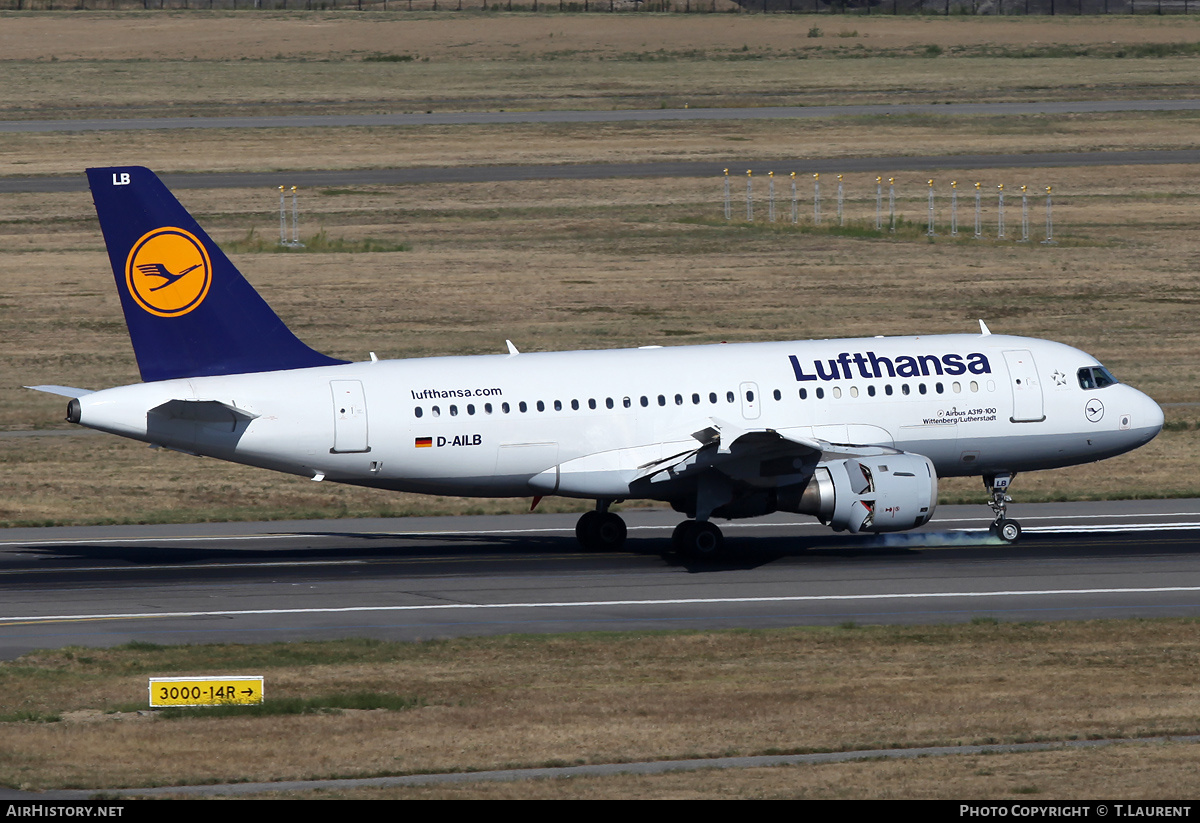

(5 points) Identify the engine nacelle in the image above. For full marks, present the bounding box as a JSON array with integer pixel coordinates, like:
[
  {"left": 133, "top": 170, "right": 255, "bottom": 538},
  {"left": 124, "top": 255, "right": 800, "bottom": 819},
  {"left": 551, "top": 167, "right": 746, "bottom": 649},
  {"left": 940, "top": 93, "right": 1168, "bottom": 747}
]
[{"left": 789, "top": 453, "right": 938, "bottom": 534}]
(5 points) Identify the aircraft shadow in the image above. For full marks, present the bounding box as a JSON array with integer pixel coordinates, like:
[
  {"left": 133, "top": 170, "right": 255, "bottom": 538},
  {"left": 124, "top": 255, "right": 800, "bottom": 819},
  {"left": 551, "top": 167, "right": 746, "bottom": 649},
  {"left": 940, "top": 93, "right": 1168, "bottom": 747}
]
[{"left": 8, "top": 528, "right": 1200, "bottom": 579}]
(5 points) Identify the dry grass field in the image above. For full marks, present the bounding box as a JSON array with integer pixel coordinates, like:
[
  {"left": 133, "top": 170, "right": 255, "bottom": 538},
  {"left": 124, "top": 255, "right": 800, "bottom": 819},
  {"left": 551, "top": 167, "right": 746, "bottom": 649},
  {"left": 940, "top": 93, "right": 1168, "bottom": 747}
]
[
  {"left": 2, "top": 621, "right": 1200, "bottom": 797},
  {"left": 3, "top": 12, "right": 1200, "bottom": 126}
]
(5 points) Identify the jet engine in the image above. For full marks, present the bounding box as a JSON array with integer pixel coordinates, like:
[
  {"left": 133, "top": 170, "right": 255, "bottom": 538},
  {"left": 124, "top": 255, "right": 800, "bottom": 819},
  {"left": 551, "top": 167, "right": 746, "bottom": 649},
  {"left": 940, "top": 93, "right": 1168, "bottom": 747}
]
[
  {"left": 704, "top": 452, "right": 938, "bottom": 533},
  {"left": 795, "top": 453, "right": 938, "bottom": 533}
]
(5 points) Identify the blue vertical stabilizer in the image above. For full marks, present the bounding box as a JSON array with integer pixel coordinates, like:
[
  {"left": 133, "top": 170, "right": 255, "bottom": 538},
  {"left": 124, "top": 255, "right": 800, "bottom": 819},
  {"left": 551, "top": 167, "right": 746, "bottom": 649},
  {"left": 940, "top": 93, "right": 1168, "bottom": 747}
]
[{"left": 86, "top": 166, "right": 347, "bottom": 382}]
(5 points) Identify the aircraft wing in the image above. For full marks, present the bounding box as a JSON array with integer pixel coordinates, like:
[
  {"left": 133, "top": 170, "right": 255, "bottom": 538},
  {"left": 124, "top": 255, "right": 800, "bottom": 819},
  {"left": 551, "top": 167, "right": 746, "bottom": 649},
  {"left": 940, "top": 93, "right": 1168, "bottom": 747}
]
[{"left": 635, "top": 418, "right": 900, "bottom": 490}]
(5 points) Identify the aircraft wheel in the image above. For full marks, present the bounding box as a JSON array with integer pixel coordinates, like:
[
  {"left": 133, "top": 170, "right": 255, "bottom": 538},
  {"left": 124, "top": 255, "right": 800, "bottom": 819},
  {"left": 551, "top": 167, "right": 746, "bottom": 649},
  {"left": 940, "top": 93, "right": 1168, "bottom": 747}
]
[
  {"left": 594, "top": 512, "right": 627, "bottom": 550},
  {"left": 995, "top": 519, "right": 1022, "bottom": 544},
  {"left": 674, "top": 520, "right": 725, "bottom": 559},
  {"left": 576, "top": 511, "right": 602, "bottom": 550},
  {"left": 576, "top": 510, "right": 627, "bottom": 551},
  {"left": 671, "top": 521, "right": 691, "bottom": 553}
]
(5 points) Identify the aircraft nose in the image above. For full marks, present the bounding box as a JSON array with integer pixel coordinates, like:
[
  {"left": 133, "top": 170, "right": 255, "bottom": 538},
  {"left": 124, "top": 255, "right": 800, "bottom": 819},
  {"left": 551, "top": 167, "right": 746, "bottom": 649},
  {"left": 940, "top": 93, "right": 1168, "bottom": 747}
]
[
  {"left": 1129, "top": 388, "right": 1164, "bottom": 444},
  {"left": 1146, "top": 391, "right": 1165, "bottom": 434}
]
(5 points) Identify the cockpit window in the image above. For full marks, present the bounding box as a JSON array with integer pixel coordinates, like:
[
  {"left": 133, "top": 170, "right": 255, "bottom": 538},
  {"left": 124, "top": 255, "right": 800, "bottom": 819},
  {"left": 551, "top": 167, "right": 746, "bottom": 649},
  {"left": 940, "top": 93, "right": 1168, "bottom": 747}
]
[{"left": 1078, "top": 366, "right": 1119, "bottom": 390}]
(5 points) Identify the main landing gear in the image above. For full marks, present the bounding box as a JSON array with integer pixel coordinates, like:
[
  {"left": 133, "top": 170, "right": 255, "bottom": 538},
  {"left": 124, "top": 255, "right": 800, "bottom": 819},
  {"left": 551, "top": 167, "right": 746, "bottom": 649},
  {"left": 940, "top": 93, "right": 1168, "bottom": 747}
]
[
  {"left": 575, "top": 501, "right": 628, "bottom": 551},
  {"left": 985, "top": 473, "right": 1022, "bottom": 543},
  {"left": 671, "top": 519, "right": 725, "bottom": 559},
  {"left": 573, "top": 502, "right": 729, "bottom": 558}
]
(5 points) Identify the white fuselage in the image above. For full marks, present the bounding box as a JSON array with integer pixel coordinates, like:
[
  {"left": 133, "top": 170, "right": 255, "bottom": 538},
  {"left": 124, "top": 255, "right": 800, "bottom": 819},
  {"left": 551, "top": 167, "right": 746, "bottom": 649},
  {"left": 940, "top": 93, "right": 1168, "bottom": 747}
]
[{"left": 72, "top": 333, "right": 1163, "bottom": 507}]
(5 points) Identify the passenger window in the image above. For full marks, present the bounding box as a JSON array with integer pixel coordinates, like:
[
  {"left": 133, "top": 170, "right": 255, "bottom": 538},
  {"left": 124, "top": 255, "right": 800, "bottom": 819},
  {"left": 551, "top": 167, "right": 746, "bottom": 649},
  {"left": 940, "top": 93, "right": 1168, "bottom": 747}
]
[
  {"left": 467, "top": 404, "right": 475, "bottom": 415},
  {"left": 867, "top": 386, "right": 876, "bottom": 397},
  {"left": 450, "top": 405, "right": 458, "bottom": 416},
  {"left": 502, "top": 402, "right": 511, "bottom": 413},
  {"left": 484, "top": 403, "right": 493, "bottom": 414},
  {"left": 832, "top": 387, "right": 842, "bottom": 399},
  {"left": 726, "top": 391, "right": 735, "bottom": 403},
  {"left": 816, "top": 388, "right": 825, "bottom": 399},
  {"left": 901, "top": 384, "right": 910, "bottom": 396},
  {"left": 537, "top": 401, "right": 546, "bottom": 412},
  {"left": 674, "top": 394, "right": 683, "bottom": 406},
  {"left": 624, "top": 397, "right": 632, "bottom": 408},
  {"left": 657, "top": 395, "right": 666, "bottom": 406},
  {"left": 849, "top": 387, "right": 859, "bottom": 398},
  {"left": 799, "top": 388, "right": 808, "bottom": 400},
  {"left": 709, "top": 392, "right": 718, "bottom": 404},
  {"left": 640, "top": 396, "right": 649, "bottom": 407},
  {"left": 692, "top": 393, "right": 701, "bottom": 405},
  {"left": 415, "top": 407, "right": 423, "bottom": 418},
  {"left": 588, "top": 399, "right": 596, "bottom": 410},
  {"left": 519, "top": 401, "right": 527, "bottom": 413},
  {"left": 554, "top": 400, "right": 562, "bottom": 411}
]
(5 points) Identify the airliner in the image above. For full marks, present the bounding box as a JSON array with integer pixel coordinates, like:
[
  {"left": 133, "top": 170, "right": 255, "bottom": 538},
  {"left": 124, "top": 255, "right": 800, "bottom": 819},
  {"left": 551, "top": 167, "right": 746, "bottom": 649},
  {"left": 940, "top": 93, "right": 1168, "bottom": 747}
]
[{"left": 30, "top": 167, "right": 1164, "bottom": 557}]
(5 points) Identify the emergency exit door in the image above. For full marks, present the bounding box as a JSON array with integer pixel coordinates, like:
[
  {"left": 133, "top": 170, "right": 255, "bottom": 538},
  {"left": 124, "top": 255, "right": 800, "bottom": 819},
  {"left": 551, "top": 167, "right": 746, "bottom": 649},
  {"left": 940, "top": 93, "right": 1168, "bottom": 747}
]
[
  {"left": 330, "top": 380, "right": 370, "bottom": 453},
  {"left": 1003, "top": 350, "right": 1045, "bottom": 423}
]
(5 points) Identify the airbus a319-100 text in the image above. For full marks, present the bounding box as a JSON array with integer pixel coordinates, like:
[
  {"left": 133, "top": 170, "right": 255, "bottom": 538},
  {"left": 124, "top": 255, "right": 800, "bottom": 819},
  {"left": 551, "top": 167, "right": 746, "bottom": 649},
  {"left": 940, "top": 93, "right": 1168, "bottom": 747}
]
[{"left": 30, "top": 167, "right": 1164, "bottom": 557}]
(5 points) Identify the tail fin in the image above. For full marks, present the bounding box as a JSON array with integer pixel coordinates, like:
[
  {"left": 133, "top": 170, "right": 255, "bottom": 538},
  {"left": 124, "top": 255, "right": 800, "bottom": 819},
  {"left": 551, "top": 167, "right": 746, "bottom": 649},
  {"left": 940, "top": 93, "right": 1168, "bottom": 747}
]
[{"left": 86, "top": 166, "right": 347, "bottom": 383}]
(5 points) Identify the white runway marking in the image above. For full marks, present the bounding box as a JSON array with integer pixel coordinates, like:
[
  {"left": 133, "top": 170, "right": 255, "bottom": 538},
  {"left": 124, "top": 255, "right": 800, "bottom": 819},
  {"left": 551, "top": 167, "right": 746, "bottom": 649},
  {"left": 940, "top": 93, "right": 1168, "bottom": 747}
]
[{"left": 5, "top": 586, "right": 1200, "bottom": 626}]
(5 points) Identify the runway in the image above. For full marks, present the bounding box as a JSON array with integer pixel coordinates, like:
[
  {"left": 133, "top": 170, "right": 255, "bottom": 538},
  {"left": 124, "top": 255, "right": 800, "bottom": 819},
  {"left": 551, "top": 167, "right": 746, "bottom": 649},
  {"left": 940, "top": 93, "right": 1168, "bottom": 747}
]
[{"left": 2, "top": 500, "right": 1199, "bottom": 659}]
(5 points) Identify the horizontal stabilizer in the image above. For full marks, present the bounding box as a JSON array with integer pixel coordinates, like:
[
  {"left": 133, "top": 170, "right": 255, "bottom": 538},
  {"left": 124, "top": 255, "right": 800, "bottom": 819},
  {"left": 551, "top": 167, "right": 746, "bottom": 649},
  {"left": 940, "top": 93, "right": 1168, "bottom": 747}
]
[
  {"left": 25, "top": 385, "right": 94, "bottom": 398},
  {"left": 149, "top": 399, "right": 260, "bottom": 424}
]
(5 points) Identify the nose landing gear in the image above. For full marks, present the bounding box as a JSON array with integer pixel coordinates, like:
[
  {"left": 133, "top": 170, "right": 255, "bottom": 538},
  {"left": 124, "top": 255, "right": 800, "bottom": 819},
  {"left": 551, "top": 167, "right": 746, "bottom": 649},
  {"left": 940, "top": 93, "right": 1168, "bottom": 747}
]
[{"left": 985, "top": 473, "right": 1022, "bottom": 543}]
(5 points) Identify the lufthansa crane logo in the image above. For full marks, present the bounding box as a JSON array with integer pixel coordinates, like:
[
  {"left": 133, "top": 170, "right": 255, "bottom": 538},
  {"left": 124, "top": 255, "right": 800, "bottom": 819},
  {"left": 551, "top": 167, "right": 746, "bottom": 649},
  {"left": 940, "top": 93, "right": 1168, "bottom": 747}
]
[{"left": 124, "top": 227, "right": 212, "bottom": 318}]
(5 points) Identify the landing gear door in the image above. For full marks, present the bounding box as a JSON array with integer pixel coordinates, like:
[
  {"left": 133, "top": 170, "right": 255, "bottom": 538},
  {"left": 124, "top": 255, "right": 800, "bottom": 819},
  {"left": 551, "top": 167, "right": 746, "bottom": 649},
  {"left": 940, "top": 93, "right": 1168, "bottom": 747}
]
[
  {"left": 1003, "top": 350, "right": 1045, "bottom": 423},
  {"left": 330, "top": 380, "right": 370, "bottom": 453}
]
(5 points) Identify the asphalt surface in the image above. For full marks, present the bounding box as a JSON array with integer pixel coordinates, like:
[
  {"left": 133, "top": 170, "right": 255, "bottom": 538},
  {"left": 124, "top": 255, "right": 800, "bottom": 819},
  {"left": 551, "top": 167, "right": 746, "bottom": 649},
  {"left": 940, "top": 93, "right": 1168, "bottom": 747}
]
[
  {"left": 6, "top": 150, "right": 1200, "bottom": 194},
  {"left": 3, "top": 500, "right": 1199, "bottom": 660}
]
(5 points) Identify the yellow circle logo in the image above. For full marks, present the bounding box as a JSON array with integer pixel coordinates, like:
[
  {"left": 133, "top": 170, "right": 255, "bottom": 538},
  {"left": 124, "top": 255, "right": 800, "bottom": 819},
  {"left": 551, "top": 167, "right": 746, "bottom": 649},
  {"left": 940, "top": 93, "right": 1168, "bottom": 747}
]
[{"left": 125, "top": 227, "right": 212, "bottom": 317}]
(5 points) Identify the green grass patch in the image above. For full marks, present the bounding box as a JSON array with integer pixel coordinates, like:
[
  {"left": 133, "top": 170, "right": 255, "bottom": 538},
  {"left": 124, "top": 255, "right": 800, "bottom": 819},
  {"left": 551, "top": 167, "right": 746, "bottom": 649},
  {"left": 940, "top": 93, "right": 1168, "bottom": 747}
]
[
  {"left": 223, "top": 229, "right": 411, "bottom": 254},
  {"left": 157, "top": 692, "right": 425, "bottom": 719},
  {"left": 362, "top": 53, "right": 417, "bottom": 63}
]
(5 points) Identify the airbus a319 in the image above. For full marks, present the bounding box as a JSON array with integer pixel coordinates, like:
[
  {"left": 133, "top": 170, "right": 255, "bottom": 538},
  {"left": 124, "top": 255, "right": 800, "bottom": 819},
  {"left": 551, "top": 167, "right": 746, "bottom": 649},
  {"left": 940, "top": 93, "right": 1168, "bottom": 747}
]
[{"left": 30, "top": 167, "right": 1164, "bottom": 557}]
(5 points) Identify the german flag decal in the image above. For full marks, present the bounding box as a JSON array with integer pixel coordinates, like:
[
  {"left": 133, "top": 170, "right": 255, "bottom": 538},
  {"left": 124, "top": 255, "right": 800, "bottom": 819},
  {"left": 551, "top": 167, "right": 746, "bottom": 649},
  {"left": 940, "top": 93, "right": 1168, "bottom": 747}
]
[{"left": 415, "top": 437, "right": 433, "bottom": 448}]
